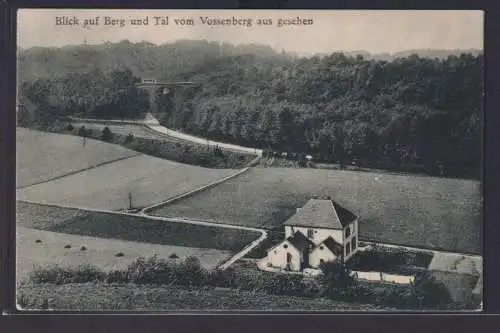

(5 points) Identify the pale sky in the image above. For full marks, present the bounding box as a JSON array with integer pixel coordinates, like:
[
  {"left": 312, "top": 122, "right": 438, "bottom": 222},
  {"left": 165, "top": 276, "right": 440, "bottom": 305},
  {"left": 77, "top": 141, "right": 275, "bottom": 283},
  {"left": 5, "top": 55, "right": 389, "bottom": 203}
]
[{"left": 17, "top": 9, "right": 483, "bottom": 54}]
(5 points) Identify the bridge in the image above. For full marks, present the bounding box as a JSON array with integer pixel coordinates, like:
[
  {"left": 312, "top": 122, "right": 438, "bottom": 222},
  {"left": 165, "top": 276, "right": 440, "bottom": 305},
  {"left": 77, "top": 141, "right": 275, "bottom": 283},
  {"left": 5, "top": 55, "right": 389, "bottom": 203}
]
[{"left": 135, "top": 79, "right": 201, "bottom": 118}]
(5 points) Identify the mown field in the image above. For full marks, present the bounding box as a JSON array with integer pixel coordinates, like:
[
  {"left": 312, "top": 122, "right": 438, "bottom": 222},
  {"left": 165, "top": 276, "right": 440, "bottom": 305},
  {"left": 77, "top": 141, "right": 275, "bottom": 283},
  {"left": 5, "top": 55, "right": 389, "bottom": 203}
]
[
  {"left": 17, "top": 202, "right": 260, "bottom": 253},
  {"left": 17, "top": 127, "right": 139, "bottom": 188},
  {"left": 17, "top": 227, "right": 230, "bottom": 280},
  {"left": 150, "top": 167, "right": 482, "bottom": 254},
  {"left": 17, "top": 154, "right": 237, "bottom": 211},
  {"left": 17, "top": 283, "right": 391, "bottom": 311}
]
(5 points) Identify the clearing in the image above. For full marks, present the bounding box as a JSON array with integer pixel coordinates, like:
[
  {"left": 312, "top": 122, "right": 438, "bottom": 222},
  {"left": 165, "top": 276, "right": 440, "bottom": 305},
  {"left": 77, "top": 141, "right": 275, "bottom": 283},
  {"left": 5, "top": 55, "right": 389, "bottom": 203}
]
[
  {"left": 17, "top": 127, "right": 139, "bottom": 188},
  {"left": 16, "top": 227, "right": 230, "bottom": 280},
  {"left": 17, "top": 154, "right": 237, "bottom": 211},
  {"left": 150, "top": 167, "right": 482, "bottom": 254},
  {"left": 17, "top": 201, "right": 261, "bottom": 254}
]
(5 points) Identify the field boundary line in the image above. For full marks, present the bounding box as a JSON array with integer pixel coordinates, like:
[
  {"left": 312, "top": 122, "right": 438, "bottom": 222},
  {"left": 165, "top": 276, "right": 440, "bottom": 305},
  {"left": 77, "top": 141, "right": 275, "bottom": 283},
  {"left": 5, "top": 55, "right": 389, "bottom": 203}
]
[
  {"left": 140, "top": 167, "right": 251, "bottom": 215},
  {"left": 16, "top": 153, "right": 142, "bottom": 190},
  {"left": 17, "top": 200, "right": 267, "bottom": 271}
]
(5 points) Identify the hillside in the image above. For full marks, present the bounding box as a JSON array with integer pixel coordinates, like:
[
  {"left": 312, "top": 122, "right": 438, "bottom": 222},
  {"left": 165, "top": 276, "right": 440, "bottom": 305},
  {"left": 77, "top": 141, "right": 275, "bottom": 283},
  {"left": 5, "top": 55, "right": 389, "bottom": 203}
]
[
  {"left": 17, "top": 40, "right": 290, "bottom": 83},
  {"left": 18, "top": 41, "right": 483, "bottom": 180}
]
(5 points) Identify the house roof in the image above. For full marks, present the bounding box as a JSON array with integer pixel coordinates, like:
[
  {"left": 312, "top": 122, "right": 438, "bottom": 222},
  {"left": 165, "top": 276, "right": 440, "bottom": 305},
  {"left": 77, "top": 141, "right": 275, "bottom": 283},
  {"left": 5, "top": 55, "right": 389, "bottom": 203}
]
[
  {"left": 267, "top": 231, "right": 314, "bottom": 253},
  {"left": 320, "top": 237, "right": 344, "bottom": 256},
  {"left": 284, "top": 198, "right": 357, "bottom": 229},
  {"left": 287, "top": 231, "right": 315, "bottom": 252}
]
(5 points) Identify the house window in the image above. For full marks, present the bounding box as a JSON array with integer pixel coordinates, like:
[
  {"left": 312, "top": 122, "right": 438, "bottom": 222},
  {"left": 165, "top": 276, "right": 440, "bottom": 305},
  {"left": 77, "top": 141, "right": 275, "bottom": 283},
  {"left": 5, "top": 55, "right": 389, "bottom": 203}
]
[
  {"left": 307, "top": 228, "right": 314, "bottom": 239},
  {"left": 320, "top": 259, "right": 325, "bottom": 264},
  {"left": 352, "top": 236, "right": 357, "bottom": 250},
  {"left": 283, "top": 244, "right": 288, "bottom": 249},
  {"left": 345, "top": 227, "right": 351, "bottom": 238},
  {"left": 287, "top": 253, "right": 292, "bottom": 264},
  {"left": 346, "top": 242, "right": 351, "bottom": 255},
  {"left": 320, "top": 246, "right": 324, "bottom": 250}
]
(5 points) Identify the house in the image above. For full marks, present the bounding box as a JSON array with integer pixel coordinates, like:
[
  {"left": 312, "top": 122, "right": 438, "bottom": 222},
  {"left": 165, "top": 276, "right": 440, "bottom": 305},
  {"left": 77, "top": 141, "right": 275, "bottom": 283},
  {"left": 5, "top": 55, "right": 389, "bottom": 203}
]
[{"left": 265, "top": 197, "right": 359, "bottom": 272}]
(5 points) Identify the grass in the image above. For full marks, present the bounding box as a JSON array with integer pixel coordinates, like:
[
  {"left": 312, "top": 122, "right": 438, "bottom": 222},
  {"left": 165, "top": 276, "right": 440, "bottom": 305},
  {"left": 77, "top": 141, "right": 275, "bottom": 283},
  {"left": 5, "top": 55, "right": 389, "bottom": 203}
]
[
  {"left": 16, "top": 282, "right": 392, "bottom": 311},
  {"left": 17, "top": 202, "right": 260, "bottom": 253},
  {"left": 150, "top": 167, "right": 482, "bottom": 254},
  {"left": 16, "top": 226, "right": 231, "bottom": 280},
  {"left": 16, "top": 127, "right": 139, "bottom": 189},
  {"left": 17, "top": 153, "right": 237, "bottom": 211},
  {"left": 430, "top": 271, "right": 480, "bottom": 304}
]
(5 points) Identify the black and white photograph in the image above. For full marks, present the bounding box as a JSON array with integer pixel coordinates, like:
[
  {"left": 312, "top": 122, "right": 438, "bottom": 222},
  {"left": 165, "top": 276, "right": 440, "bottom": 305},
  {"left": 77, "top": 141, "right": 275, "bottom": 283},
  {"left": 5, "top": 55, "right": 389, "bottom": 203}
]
[{"left": 15, "top": 9, "right": 483, "bottom": 311}]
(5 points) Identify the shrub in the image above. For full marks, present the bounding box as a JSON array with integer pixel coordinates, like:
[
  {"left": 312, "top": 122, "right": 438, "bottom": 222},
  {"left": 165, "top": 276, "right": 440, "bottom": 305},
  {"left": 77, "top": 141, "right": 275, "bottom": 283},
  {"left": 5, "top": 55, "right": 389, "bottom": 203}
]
[
  {"left": 77, "top": 126, "right": 88, "bottom": 137},
  {"left": 28, "top": 264, "right": 106, "bottom": 285},
  {"left": 66, "top": 123, "right": 74, "bottom": 131},
  {"left": 125, "top": 133, "right": 134, "bottom": 143},
  {"left": 64, "top": 244, "right": 71, "bottom": 249},
  {"left": 169, "top": 253, "right": 179, "bottom": 259},
  {"left": 80, "top": 246, "right": 87, "bottom": 251},
  {"left": 115, "top": 252, "right": 124, "bottom": 257},
  {"left": 101, "top": 127, "right": 113, "bottom": 142},
  {"left": 35, "top": 239, "right": 42, "bottom": 243}
]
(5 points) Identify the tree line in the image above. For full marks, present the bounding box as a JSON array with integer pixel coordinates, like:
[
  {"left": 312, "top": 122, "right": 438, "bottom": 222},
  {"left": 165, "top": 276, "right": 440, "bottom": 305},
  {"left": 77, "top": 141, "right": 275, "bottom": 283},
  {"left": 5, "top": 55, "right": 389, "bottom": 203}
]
[{"left": 18, "top": 46, "right": 482, "bottom": 180}]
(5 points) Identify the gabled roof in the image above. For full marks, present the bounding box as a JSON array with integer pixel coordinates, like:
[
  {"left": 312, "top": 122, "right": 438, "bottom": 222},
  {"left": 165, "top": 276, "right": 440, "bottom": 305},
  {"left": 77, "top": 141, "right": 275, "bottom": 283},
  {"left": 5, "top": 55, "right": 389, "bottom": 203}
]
[
  {"left": 267, "top": 231, "right": 314, "bottom": 253},
  {"left": 320, "top": 237, "right": 344, "bottom": 256},
  {"left": 284, "top": 198, "right": 357, "bottom": 229},
  {"left": 287, "top": 231, "right": 315, "bottom": 252}
]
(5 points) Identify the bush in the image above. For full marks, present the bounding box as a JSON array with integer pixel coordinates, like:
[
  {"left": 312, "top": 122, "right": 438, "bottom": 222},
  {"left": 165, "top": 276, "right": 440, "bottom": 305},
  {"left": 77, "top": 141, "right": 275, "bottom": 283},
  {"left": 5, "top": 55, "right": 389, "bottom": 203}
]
[
  {"left": 64, "top": 244, "right": 71, "bottom": 249},
  {"left": 66, "top": 123, "right": 74, "bottom": 131},
  {"left": 35, "top": 239, "right": 42, "bottom": 243},
  {"left": 125, "top": 133, "right": 134, "bottom": 143},
  {"left": 28, "top": 264, "right": 106, "bottom": 285},
  {"left": 169, "top": 253, "right": 179, "bottom": 259},
  {"left": 77, "top": 126, "right": 88, "bottom": 137},
  {"left": 101, "top": 127, "right": 113, "bottom": 142},
  {"left": 115, "top": 252, "right": 124, "bottom": 257},
  {"left": 80, "top": 246, "right": 87, "bottom": 251}
]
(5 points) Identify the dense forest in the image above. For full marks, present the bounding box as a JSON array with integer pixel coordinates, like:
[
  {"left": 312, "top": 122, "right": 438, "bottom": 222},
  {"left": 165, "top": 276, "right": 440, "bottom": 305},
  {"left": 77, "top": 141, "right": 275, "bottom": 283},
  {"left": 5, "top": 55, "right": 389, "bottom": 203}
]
[{"left": 18, "top": 40, "right": 483, "bottom": 180}]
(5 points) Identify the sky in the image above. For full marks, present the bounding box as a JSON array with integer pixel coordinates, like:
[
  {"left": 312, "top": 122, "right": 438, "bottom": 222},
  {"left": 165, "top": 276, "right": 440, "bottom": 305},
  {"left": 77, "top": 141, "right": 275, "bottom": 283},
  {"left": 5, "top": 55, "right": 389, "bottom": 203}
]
[{"left": 17, "top": 9, "right": 483, "bottom": 54}]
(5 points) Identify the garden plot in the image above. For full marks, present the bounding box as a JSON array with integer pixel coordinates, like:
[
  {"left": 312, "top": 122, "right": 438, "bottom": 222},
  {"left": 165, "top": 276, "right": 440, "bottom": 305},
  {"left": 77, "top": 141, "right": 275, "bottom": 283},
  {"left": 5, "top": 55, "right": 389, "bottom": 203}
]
[
  {"left": 16, "top": 227, "right": 230, "bottom": 280},
  {"left": 17, "top": 154, "right": 237, "bottom": 211},
  {"left": 151, "top": 167, "right": 482, "bottom": 254},
  {"left": 17, "top": 127, "right": 139, "bottom": 188}
]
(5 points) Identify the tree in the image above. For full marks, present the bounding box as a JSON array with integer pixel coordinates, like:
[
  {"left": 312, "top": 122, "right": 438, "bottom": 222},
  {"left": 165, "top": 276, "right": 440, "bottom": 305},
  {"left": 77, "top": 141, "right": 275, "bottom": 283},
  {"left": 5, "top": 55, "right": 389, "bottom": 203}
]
[
  {"left": 318, "top": 260, "right": 355, "bottom": 297},
  {"left": 101, "top": 126, "right": 113, "bottom": 142},
  {"left": 409, "top": 272, "right": 453, "bottom": 309}
]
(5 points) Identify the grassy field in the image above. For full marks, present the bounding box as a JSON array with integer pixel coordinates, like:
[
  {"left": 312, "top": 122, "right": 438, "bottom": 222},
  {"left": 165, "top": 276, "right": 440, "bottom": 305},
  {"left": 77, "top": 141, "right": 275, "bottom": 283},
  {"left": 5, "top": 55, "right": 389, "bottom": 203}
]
[
  {"left": 17, "top": 154, "right": 237, "bottom": 211},
  {"left": 17, "top": 283, "right": 391, "bottom": 311},
  {"left": 17, "top": 202, "right": 260, "bottom": 253},
  {"left": 17, "top": 127, "right": 139, "bottom": 188},
  {"left": 17, "top": 227, "right": 230, "bottom": 280},
  {"left": 150, "top": 167, "right": 482, "bottom": 254}
]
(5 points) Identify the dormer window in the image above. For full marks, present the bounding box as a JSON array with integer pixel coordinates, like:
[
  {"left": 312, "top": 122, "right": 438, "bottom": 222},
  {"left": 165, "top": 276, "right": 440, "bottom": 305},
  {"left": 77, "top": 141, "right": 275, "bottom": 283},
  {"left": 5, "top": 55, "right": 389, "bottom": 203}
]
[{"left": 345, "top": 226, "right": 351, "bottom": 238}]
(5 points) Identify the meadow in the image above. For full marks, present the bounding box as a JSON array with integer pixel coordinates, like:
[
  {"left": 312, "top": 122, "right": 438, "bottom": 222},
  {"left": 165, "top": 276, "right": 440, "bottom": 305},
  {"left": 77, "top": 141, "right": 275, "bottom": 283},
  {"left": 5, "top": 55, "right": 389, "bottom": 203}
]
[
  {"left": 17, "top": 226, "right": 230, "bottom": 280},
  {"left": 150, "top": 167, "right": 482, "bottom": 254},
  {"left": 17, "top": 282, "right": 390, "bottom": 311},
  {"left": 17, "top": 154, "right": 237, "bottom": 211},
  {"left": 17, "top": 127, "right": 139, "bottom": 188},
  {"left": 17, "top": 202, "right": 261, "bottom": 253}
]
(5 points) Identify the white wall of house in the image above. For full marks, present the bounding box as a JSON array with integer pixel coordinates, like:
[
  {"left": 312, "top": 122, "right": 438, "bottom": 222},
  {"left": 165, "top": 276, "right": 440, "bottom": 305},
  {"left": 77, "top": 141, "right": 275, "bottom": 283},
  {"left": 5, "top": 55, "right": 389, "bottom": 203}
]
[
  {"left": 309, "top": 245, "right": 338, "bottom": 268},
  {"left": 342, "top": 220, "right": 359, "bottom": 262},
  {"left": 285, "top": 226, "right": 343, "bottom": 245},
  {"left": 266, "top": 240, "right": 302, "bottom": 271}
]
